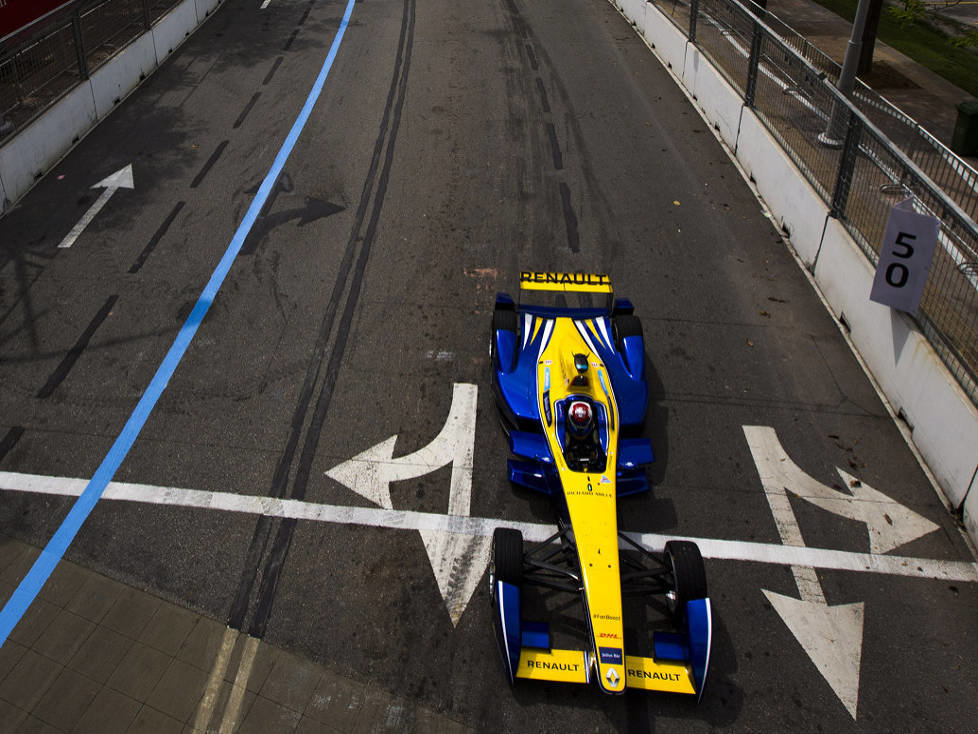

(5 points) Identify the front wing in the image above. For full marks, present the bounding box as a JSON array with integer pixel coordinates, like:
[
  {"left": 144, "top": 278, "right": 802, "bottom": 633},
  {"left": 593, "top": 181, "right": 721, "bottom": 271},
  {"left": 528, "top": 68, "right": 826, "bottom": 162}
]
[{"left": 493, "top": 580, "right": 713, "bottom": 697}]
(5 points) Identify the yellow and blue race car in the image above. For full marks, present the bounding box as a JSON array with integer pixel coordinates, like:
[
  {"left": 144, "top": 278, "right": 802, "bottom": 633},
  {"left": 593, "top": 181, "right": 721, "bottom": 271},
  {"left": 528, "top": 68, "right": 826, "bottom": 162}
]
[{"left": 489, "top": 272, "right": 713, "bottom": 697}]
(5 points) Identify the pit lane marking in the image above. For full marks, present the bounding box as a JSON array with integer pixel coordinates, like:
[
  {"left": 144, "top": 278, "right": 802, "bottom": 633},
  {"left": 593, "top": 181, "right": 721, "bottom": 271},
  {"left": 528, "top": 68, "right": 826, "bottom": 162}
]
[
  {"left": 1, "top": 470, "right": 975, "bottom": 584},
  {"left": 0, "top": 0, "right": 360, "bottom": 647}
]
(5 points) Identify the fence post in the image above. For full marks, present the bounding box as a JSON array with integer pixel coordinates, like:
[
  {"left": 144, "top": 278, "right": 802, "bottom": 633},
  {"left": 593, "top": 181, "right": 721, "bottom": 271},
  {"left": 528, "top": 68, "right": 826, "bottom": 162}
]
[
  {"left": 71, "top": 6, "right": 89, "bottom": 81},
  {"left": 744, "top": 23, "right": 763, "bottom": 107},
  {"left": 689, "top": 0, "right": 699, "bottom": 42},
  {"left": 830, "top": 110, "right": 862, "bottom": 219}
]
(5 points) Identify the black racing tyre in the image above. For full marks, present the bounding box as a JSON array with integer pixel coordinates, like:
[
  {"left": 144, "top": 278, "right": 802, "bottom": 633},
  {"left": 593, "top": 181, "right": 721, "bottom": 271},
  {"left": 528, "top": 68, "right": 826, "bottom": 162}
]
[
  {"left": 491, "top": 308, "right": 519, "bottom": 370},
  {"left": 613, "top": 314, "right": 643, "bottom": 344},
  {"left": 491, "top": 527, "right": 523, "bottom": 589},
  {"left": 664, "top": 540, "right": 708, "bottom": 624},
  {"left": 493, "top": 308, "right": 518, "bottom": 336}
]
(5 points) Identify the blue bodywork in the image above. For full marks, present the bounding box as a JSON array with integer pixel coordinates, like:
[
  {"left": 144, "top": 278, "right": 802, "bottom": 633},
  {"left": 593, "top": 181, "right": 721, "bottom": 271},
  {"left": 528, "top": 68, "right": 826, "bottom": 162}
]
[{"left": 491, "top": 293, "right": 654, "bottom": 495}]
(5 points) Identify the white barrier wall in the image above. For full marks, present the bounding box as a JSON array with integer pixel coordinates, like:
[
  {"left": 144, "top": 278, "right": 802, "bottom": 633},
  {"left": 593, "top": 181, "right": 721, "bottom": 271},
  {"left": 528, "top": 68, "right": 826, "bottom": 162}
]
[
  {"left": 0, "top": 0, "right": 223, "bottom": 213},
  {"left": 90, "top": 34, "right": 157, "bottom": 119},
  {"left": 195, "top": 0, "right": 222, "bottom": 16},
  {"left": 0, "top": 84, "right": 98, "bottom": 210},
  {"left": 734, "top": 113, "right": 828, "bottom": 266},
  {"left": 815, "top": 219, "right": 978, "bottom": 510},
  {"left": 680, "top": 46, "right": 743, "bottom": 145},
  {"left": 637, "top": 4, "right": 687, "bottom": 73},
  {"left": 614, "top": 0, "right": 978, "bottom": 538},
  {"left": 153, "top": 0, "right": 199, "bottom": 63}
]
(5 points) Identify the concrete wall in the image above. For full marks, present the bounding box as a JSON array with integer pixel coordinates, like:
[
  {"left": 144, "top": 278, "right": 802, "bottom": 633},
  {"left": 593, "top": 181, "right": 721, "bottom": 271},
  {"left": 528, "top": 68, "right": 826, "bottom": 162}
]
[
  {"left": 614, "top": 0, "right": 978, "bottom": 540},
  {"left": 0, "top": 0, "right": 224, "bottom": 213}
]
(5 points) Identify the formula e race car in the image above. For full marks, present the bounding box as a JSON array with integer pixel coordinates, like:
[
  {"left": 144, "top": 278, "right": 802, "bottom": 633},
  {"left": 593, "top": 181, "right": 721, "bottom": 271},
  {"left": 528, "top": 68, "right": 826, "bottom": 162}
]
[{"left": 489, "top": 272, "right": 712, "bottom": 697}]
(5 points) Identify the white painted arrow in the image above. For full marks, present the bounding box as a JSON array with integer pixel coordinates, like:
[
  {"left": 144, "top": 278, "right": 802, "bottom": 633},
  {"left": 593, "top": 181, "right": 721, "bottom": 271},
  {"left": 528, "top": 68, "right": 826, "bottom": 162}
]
[
  {"left": 58, "top": 164, "right": 135, "bottom": 249},
  {"left": 745, "top": 425, "right": 870, "bottom": 719},
  {"left": 326, "top": 383, "right": 489, "bottom": 626},
  {"left": 745, "top": 425, "right": 938, "bottom": 554},
  {"left": 762, "top": 589, "right": 864, "bottom": 719}
]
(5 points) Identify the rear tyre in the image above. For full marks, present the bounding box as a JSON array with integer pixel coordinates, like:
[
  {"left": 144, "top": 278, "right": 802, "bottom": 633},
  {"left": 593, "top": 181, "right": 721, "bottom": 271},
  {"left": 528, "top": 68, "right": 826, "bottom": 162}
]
[
  {"left": 490, "top": 308, "right": 518, "bottom": 371},
  {"left": 490, "top": 527, "right": 523, "bottom": 591},
  {"left": 664, "top": 540, "right": 708, "bottom": 624},
  {"left": 613, "top": 314, "right": 642, "bottom": 346}
]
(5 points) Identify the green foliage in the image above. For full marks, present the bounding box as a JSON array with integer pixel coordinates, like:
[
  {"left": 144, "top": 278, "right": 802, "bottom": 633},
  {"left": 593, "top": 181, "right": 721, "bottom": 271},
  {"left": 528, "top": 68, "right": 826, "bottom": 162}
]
[
  {"left": 888, "top": 0, "right": 928, "bottom": 26},
  {"left": 950, "top": 29, "right": 978, "bottom": 49}
]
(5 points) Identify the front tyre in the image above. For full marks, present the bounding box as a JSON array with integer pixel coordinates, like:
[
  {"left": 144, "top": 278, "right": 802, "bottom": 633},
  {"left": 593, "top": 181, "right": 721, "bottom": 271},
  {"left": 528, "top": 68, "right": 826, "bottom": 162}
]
[
  {"left": 664, "top": 540, "right": 708, "bottom": 624},
  {"left": 490, "top": 527, "right": 523, "bottom": 592}
]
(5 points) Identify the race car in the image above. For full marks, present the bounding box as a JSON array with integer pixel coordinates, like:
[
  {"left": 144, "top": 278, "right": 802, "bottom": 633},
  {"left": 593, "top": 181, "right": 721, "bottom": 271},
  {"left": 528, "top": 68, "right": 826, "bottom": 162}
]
[{"left": 489, "top": 271, "right": 713, "bottom": 697}]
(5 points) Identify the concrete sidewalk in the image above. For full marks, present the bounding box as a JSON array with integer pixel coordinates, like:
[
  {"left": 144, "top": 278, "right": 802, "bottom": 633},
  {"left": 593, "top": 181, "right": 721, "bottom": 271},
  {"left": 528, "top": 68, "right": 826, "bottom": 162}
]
[
  {"left": 766, "top": 0, "right": 978, "bottom": 165},
  {"left": 0, "top": 535, "right": 472, "bottom": 733}
]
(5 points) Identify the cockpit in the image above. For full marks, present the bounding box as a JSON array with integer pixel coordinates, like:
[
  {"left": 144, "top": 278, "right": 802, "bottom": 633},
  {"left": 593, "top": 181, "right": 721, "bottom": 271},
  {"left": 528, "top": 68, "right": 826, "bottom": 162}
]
[{"left": 555, "top": 353, "right": 609, "bottom": 472}]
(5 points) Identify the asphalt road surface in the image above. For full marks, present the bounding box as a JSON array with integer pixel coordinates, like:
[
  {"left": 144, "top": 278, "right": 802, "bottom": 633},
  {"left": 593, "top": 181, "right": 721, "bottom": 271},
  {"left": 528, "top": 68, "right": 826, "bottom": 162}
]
[{"left": 1, "top": 0, "right": 976, "bottom": 730}]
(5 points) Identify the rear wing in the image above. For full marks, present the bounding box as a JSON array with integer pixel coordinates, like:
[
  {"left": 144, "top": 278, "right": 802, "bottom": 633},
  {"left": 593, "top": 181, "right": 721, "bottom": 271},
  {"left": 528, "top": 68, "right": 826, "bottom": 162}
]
[
  {"left": 519, "top": 271, "right": 612, "bottom": 294},
  {"left": 516, "top": 272, "right": 615, "bottom": 314}
]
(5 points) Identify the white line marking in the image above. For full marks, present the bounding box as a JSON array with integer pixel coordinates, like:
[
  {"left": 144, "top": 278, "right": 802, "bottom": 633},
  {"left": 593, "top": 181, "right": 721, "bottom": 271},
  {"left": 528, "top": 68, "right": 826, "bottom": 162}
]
[
  {"left": 1, "top": 470, "right": 975, "bottom": 583},
  {"left": 423, "top": 350, "right": 455, "bottom": 361},
  {"left": 259, "top": 0, "right": 273, "bottom": 9}
]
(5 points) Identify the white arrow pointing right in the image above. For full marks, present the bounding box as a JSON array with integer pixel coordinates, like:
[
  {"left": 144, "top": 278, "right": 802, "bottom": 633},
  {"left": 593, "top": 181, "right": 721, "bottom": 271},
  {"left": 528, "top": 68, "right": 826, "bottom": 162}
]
[
  {"left": 744, "top": 426, "right": 937, "bottom": 554},
  {"left": 745, "top": 425, "right": 866, "bottom": 719}
]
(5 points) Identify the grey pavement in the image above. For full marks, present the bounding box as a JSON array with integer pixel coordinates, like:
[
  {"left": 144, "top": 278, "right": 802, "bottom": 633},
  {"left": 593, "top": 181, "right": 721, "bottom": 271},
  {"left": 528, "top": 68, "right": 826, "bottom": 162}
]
[{"left": 0, "top": 535, "right": 472, "bottom": 733}]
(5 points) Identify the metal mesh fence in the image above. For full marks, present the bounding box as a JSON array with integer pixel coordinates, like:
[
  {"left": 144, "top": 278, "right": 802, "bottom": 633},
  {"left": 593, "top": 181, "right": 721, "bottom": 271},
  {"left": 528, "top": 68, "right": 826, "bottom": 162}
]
[
  {"left": 0, "top": 0, "right": 182, "bottom": 136},
  {"left": 79, "top": 0, "right": 147, "bottom": 70},
  {"left": 648, "top": 0, "right": 978, "bottom": 404},
  {"left": 0, "top": 22, "right": 81, "bottom": 128},
  {"left": 740, "top": 0, "right": 978, "bottom": 225}
]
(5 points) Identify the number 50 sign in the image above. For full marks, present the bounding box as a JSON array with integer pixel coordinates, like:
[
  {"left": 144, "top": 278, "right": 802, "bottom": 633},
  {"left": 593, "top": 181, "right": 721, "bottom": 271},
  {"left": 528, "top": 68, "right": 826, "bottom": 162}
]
[{"left": 869, "top": 198, "right": 940, "bottom": 315}]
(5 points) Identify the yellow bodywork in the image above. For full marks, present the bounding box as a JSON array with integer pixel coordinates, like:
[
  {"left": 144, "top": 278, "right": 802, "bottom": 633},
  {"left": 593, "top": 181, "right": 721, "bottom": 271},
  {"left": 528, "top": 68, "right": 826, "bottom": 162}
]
[
  {"left": 624, "top": 655, "right": 696, "bottom": 694},
  {"left": 516, "top": 648, "right": 590, "bottom": 684},
  {"left": 535, "top": 316, "right": 626, "bottom": 693},
  {"left": 519, "top": 271, "right": 613, "bottom": 293}
]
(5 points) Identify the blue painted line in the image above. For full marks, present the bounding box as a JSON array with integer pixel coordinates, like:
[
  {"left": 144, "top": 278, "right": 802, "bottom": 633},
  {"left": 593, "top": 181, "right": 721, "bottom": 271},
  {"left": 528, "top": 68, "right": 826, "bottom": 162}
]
[{"left": 0, "top": 0, "right": 358, "bottom": 647}]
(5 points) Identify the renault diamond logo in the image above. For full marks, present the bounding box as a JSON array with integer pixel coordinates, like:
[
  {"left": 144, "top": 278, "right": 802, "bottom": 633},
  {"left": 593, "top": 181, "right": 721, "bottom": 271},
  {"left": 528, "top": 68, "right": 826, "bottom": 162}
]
[{"left": 606, "top": 668, "right": 619, "bottom": 686}]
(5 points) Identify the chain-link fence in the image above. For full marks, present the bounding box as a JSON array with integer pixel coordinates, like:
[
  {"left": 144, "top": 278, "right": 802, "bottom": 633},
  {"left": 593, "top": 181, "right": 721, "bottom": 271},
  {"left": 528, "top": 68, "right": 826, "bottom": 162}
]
[
  {"left": 651, "top": 0, "right": 978, "bottom": 404},
  {"left": 0, "top": 0, "right": 183, "bottom": 136}
]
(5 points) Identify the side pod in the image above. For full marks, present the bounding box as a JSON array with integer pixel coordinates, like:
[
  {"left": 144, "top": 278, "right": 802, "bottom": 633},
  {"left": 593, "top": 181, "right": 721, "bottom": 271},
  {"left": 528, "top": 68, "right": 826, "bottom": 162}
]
[
  {"left": 686, "top": 598, "right": 713, "bottom": 700},
  {"left": 620, "top": 333, "right": 645, "bottom": 380},
  {"left": 494, "top": 328, "right": 518, "bottom": 374},
  {"left": 508, "top": 460, "right": 556, "bottom": 495}
]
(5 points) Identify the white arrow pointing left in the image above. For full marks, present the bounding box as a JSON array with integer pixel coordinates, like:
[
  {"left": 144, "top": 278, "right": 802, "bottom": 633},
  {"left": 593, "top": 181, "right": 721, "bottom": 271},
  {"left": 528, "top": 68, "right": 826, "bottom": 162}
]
[
  {"left": 326, "top": 383, "right": 488, "bottom": 626},
  {"left": 59, "top": 164, "right": 135, "bottom": 249}
]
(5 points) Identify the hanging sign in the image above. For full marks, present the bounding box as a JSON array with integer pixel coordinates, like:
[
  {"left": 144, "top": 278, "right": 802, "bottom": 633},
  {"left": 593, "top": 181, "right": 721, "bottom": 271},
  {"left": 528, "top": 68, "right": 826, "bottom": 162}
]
[{"left": 869, "top": 198, "right": 939, "bottom": 315}]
